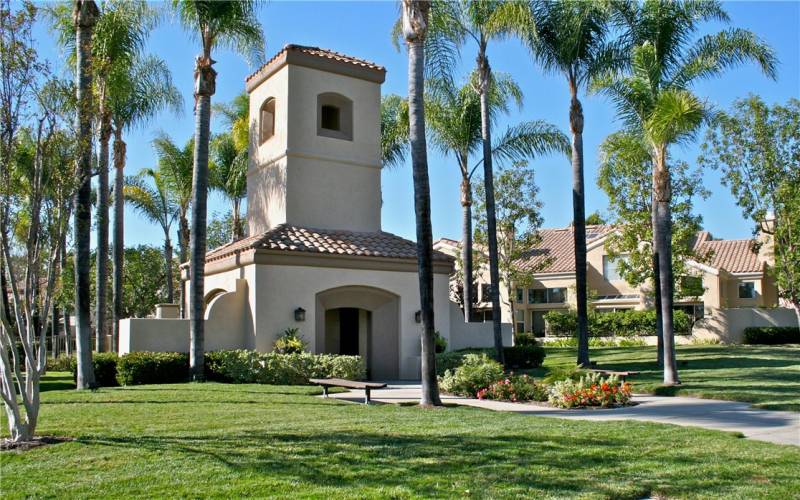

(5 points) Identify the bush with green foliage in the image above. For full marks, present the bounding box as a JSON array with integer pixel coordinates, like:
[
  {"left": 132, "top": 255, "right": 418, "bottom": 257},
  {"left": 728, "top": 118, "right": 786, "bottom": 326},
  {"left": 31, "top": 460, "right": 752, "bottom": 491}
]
[
  {"left": 272, "top": 328, "right": 308, "bottom": 354},
  {"left": 116, "top": 352, "right": 189, "bottom": 386},
  {"left": 204, "top": 350, "right": 365, "bottom": 384},
  {"left": 513, "top": 333, "right": 538, "bottom": 346},
  {"left": 477, "top": 374, "right": 549, "bottom": 402},
  {"left": 69, "top": 353, "right": 119, "bottom": 387},
  {"left": 743, "top": 327, "right": 800, "bottom": 345},
  {"left": 46, "top": 355, "right": 73, "bottom": 372},
  {"left": 434, "top": 331, "right": 448, "bottom": 354},
  {"left": 438, "top": 353, "right": 504, "bottom": 397},
  {"left": 548, "top": 372, "right": 633, "bottom": 408},
  {"left": 544, "top": 309, "right": 691, "bottom": 337},
  {"left": 503, "top": 344, "right": 546, "bottom": 369}
]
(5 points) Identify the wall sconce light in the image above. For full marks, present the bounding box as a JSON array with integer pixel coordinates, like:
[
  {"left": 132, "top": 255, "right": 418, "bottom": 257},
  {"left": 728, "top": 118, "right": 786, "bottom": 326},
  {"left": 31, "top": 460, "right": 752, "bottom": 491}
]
[
  {"left": 294, "top": 307, "right": 306, "bottom": 322},
  {"left": 414, "top": 310, "right": 422, "bottom": 323}
]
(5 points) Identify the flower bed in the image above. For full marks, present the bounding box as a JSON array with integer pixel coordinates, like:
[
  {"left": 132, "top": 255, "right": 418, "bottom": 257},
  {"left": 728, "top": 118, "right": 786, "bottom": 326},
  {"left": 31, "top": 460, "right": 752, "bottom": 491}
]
[
  {"left": 476, "top": 374, "right": 549, "bottom": 403},
  {"left": 548, "top": 372, "right": 632, "bottom": 408}
]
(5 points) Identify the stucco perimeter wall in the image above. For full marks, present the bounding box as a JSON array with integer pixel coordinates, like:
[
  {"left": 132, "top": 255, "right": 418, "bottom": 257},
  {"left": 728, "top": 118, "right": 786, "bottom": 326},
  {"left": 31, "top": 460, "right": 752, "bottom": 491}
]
[
  {"left": 693, "top": 307, "right": 798, "bottom": 343},
  {"left": 119, "top": 318, "right": 189, "bottom": 354},
  {"left": 448, "top": 302, "right": 513, "bottom": 351},
  {"left": 253, "top": 264, "right": 451, "bottom": 380}
]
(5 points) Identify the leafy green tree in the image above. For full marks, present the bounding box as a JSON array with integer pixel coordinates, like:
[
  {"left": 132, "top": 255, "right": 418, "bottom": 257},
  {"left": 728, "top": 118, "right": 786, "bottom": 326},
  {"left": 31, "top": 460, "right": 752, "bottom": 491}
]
[
  {"left": 593, "top": 0, "right": 776, "bottom": 384},
  {"left": 435, "top": 0, "right": 534, "bottom": 365},
  {"left": 474, "top": 162, "right": 549, "bottom": 332},
  {"left": 699, "top": 96, "right": 800, "bottom": 325},
  {"left": 401, "top": 0, "right": 441, "bottom": 406},
  {"left": 426, "top": 73, "right": 567, "bottom": 322},
  {"left": 526, "top": 0, "right": 623, "bottom": 367},
  {"left": 124, "top": 169, "right": 178, "bottom": 303},
  {"left": 171, "top": 0, "right": 265, "bottom": 380},
  {"left": 585, "top": 211, "right": 606, "bottom": 226},
  {"left": 209, "top": 132, "right": 247, "bottom": 242},
  {"left": 108, "top": 54, "right": 182, "bottom": 349},
  {"left": 206, "top": 211, "right": 244, "bottom": 251}
]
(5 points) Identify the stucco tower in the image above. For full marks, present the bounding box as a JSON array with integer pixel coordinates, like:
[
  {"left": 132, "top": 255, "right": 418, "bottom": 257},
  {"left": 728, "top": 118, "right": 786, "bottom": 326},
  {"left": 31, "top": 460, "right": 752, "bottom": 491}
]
[{"left": 245, "top": 45, "right": 387, "bottom": 235}]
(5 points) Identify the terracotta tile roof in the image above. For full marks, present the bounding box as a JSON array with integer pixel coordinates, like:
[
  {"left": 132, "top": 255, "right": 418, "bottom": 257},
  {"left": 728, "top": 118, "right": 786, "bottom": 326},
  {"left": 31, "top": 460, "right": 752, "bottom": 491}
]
[
  {"left": 515, "top": 225, "right": 615, "bottom": 273},
  {"left": 246, "top": 44, "right": 385, "bottom": 83},
  {"left": 205, "top": 224, "right": 454, "bottom": 264},
  {"left": 695, "top": 238, "right": 762, "bottom": 273}
]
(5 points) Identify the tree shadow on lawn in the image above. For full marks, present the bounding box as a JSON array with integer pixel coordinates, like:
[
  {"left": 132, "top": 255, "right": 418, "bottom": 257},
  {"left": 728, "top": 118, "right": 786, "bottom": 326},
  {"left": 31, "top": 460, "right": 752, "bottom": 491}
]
[
  {"left": 76, "top": 429, "right": 733, "bottom": 498},
  {"left": 40, "top": 374, "right": 76, "bottom": 392}
]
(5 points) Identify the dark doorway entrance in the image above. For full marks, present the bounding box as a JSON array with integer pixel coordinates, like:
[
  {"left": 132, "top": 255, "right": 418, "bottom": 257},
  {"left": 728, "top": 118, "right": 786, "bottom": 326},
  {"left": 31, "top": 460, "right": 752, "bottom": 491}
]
[{"left": 339, "top": 307, "right": 360, "bottom": 355}]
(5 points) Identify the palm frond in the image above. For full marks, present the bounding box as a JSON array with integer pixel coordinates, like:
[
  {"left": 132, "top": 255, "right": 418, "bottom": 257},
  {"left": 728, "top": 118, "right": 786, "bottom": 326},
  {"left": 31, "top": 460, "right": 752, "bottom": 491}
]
[{"left": 491, "top": 121, "right": 570, "bottom": 166}]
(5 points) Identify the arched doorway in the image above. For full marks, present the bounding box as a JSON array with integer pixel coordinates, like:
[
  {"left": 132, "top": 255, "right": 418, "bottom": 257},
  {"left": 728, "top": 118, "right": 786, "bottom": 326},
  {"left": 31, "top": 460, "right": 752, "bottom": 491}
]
[{"left": 315, "top": 286, "right": 400, "bottom": 380}]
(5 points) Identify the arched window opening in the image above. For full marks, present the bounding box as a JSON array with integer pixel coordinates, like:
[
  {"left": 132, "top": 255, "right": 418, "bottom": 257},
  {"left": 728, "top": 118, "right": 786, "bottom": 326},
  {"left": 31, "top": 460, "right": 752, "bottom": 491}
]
[
  {"left": 260, "top": 97, "right": 275, "bottom": 144},
  {"left": 317, "top": 93, "right": 353, "bottom": 141}
]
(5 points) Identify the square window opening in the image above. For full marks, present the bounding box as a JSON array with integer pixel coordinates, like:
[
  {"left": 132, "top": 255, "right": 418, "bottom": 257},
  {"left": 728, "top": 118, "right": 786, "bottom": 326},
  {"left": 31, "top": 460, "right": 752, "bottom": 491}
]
[{"left": 321, "top": 105, "right": 341, "bottom": 131}]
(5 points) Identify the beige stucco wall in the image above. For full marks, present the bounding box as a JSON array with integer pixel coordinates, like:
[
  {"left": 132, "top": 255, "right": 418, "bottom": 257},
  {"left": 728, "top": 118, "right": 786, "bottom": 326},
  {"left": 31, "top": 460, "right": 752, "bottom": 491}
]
[
  {"left": 247, "top": 62, "right": 382, "bottom": 235},
  {"left": 448, "top": 302, "right": 513, "bottom": 350},
  {"left": 693, "top": 307, "right": 797, "bottom": 343},
  {"left": 118, "top": 318, "right": 189, "bottom": 354}
]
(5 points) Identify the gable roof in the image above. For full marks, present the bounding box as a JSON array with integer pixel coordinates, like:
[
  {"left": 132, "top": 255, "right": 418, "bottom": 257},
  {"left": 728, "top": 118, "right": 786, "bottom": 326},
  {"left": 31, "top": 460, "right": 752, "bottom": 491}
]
[
  {"left": 245, "top": 44, "right": 386, "bottom": 90},
  {"left": 515, "top": 225, "right": 615, "bottom": 274},
  {"left": 205, "top": 224, "right": 454, "bottom": 265},
  {"left": 694, "top": 238, "right": 762, "bottom": 274}
]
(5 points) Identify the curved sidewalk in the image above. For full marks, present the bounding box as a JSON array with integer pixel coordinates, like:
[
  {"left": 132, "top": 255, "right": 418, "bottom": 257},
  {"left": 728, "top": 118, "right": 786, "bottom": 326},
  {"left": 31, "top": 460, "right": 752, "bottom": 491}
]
[{"left": 328, "top": 383, "right": 800, "bottom": 447}]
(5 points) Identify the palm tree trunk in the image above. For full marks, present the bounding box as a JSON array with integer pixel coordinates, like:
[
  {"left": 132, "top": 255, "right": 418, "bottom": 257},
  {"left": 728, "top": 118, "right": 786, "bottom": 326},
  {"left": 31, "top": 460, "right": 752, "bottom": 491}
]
[
  {"left": 188, "top": 57, "right": 215, "bottom": 381},
  {"left": 569, "top": 92, "right": 590, "bottom": 367},
  {"left": 73, "top": 0, "right": 98, "bottom": 389},
  {"left": 61, "top": 241, "right": 71, "bottom": 356},
  {"left": 95, "top": 106, "right": 111, "bottom": 353},
  {"left": 653, "top": 149, "right": 679, "bottom": 385},
  {"left": 406, "top": 25, "right": 441, "bottom": 407},
  {"left": 231, "top": 198, "right": 242, "bottom": 242},
  {"left": 460, "top": 175, "right": 473, "bottom": 322},
  {"left": 651, "top": 220, "right": 664, "bottom": 368},
  {"left": 478, "top": 49, "right": 505, "bottom": 366},
  {"left": 177, "top": 214, "right": 189, "bottom": 318},
  {"left": 164, "top": 235, "right": 174, "bottom": 303},
  {"left": 111, "top": 127, "right": 125, "bottom": 353}
]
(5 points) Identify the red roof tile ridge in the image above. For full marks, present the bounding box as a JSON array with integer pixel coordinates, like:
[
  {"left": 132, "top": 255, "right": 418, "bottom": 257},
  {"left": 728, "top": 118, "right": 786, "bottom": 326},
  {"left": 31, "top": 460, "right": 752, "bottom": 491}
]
[{"left": 246, "top": 44, "right": 385, "bottom": 82}]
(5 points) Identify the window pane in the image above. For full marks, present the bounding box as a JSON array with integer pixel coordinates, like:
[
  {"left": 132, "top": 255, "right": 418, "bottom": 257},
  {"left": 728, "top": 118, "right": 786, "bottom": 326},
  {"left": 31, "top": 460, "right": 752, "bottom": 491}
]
[
  {"left": 532, "top": 289, "right": 547, "bottom": 304},
  {"left": 548, "top": 288, "right": 566, "bottom": 303},
  {"left": 528, "top": 288, "right": 535, "bottom": 304},
  {"left": 516, "top": 288, "right": 523, "bottom": 302},
  {"left": 738, "top": 282, "right": 755, "bottom": 299}
]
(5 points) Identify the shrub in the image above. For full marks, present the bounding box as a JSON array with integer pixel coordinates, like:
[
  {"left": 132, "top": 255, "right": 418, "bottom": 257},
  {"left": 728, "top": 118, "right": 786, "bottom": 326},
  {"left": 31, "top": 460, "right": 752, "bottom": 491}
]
[
  {"left": 743, "top": 327, "right": 800, "bottom": 345},
  {"left": 503, "top": 344, "right": 546, "bottom": 369},
  {"left": 544, "top": 309, "right": 691, "bottom": 337},
  {"left": 548, "top": 372, "right": 632, "bottom": 408},
  {"left": 477, "top": 374, "right": 549, "bottom": 402},
  {"left": 434, "top": 331, "right": 447, "bottom": 354},
  {"left": 69, "top": 353, "right": 119, "bottom": 387},
  {"left": 513, "top": 332, "right": 538, "bottom": 347},
  {"left": 439, "top": 353, "right": 504, "bottom": 397},
  {"left": 435, "top": 348, "right": 492, "bottom": 376},
  {"left": 47, "top": 354, "right": 74, "bottom": 372},
  {"left": 204, "top": 350, "right": 365, "bottom": 384},
  {"left": 273, "top": 328, "right": 308, "bottom": 354},
  {"left": 116, "top": 352, "right": 189, "bottom": 386}
]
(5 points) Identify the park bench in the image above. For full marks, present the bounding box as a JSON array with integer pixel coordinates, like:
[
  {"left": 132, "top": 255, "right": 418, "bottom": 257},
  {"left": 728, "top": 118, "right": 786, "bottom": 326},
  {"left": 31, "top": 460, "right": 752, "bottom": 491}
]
[
  {"left": 586, "top": 369, "right": 640, "bottom": 381},
  {"left": 309, "top": 378, "right": 387, "bottom": 405}
]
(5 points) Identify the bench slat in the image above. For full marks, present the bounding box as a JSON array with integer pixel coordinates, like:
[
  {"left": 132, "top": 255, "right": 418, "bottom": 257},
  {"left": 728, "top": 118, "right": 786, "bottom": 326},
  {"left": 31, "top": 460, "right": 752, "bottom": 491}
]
[{"left": 309, "top": 378, "right": 387, "bottom": 390}]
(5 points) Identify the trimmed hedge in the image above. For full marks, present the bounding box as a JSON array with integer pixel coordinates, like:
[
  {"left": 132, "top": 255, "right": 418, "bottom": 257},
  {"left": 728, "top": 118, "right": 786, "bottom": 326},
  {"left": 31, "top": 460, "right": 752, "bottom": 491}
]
[
  {"left": 543, "top": 309, "right": 691, "bottom": 337},
  {"left": 204, "top": 350, "right": 365, "bottom": 384},
  {"left": 743, "top": 327, "right": 800, "bottom": 345},
  {"left": 69, "top": 353, "right": 119, "bottom": 387},
  {"left": 116, "top": 352, "right": 189, "bottom": 386},
  {"left": 435, "top": 345, "right": 546, "bottom": 376}
]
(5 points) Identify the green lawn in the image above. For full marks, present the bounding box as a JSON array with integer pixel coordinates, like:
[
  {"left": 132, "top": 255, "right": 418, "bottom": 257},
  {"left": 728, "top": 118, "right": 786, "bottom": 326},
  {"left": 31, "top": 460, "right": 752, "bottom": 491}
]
[
  {"left": 530, "top": 344, "right": 800, "bottom": 411},
  {"left": 2, "top": 373, "right": 800, "bottom": 498}
]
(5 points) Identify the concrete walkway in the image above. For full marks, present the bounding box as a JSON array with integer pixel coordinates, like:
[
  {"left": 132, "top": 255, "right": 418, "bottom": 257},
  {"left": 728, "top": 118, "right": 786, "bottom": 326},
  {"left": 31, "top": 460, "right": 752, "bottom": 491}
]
[{"left": 328, "top": 383, "right": 800, "bottom": 447}]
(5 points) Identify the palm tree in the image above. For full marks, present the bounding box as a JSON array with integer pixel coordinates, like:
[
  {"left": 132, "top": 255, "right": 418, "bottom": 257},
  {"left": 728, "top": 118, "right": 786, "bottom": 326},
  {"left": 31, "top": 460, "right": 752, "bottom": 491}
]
[
  {"left": 209, "top": 133, "right": 247, "bottom": 242},
  {"left": 72, "top": 0, "right": 99, "bottom": 389},
  {"left": 426, "top": 73, "right": 569, "bottom": 323},
  {"left": 594, "top": 0, "right": 776, "bottom": 384},
  {"left": 526, "top": 0, "right": 621, "bottom": 367},
  {"left": 108, "top": 55, "right": 182, "bottom": 350},
  {"left": 172, "top": 0, "right": 264, "bottom": 380},
  {"left": 213, "top": 91, "right": 249, "bottom": 152},
  {"left": 380, "top": 94, "right": 410, "bottom": 170},
  {"left": 124, "top": 170, "right": 178, "bottom": 303},
  {"left": 437, "top": 0, "right": 533, "bottom": 365},
  {"left": 401, "top": 0, "right": 441, "bottom": 407}
]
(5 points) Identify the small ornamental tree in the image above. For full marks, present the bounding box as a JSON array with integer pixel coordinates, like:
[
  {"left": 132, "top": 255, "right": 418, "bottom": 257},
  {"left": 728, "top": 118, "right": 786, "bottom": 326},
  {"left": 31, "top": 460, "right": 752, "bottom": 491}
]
[
  {"left": 474, "top": 162, "right": 550, "bottom": 332},
  {"left": 700, "top": 96, "right": 800, "bottom": 326}
]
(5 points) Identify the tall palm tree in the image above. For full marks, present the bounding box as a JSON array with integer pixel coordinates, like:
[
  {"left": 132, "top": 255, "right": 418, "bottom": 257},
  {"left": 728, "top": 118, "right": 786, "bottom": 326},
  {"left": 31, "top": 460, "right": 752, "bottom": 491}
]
[
  {"left": 172, "top": 0, "right": 264, "bottom": 380},
  {"left": 594, "top": 0, "right": 776, "bottom": 384},
  {"left": 437, "top": 0, "right": 532, "bottom": 364},
  {"left": 209, "top": 132, "right": 247, "bottom": 242},
  {"left": 72, "top": 0, "right": 99, "bottom": 389},
  {"left": 526, "top": 0, "right": 621, "bottom": 367},
  {"left": 426, "top": 73, "right": 569, "bottom": 322},
  {"left": 124, "top": 170, "right": 178, "bottom": 303},
  {"left": 108, "top": 56, "right": 182, "bottom": 349},
  {"left": 401, "top": 0, "right": 441, "bottom": 406},
  {"left": 380, "top": 94, "right": 410, "bottom": 170}
]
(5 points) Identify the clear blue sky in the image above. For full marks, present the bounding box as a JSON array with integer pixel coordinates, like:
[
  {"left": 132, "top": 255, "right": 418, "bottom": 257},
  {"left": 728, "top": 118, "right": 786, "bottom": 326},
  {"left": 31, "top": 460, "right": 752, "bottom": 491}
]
[{"left": 32, "top": 1, "right": 800, "bottom": 249}]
